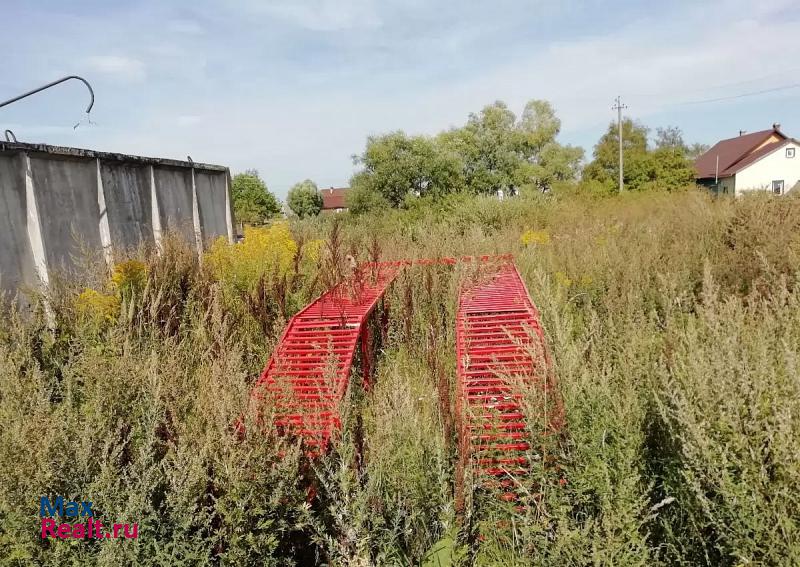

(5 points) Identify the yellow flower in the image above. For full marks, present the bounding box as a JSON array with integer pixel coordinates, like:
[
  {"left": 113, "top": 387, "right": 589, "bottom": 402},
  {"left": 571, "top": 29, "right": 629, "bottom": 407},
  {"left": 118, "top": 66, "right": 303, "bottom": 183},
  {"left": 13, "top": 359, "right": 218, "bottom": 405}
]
[
  {"left": 303, "top": 239, "right": 325, "bottom": 264},
  {"left": 111, "top": 260, "right": 148, "bottom": 293},
  {"left": 76, "top": 289, "right": 120, "bottom": 325},
  {"left": 580, "top": 275, "right": 593, "bottom": 286},
  {"left": 555, "top": 272, "right": 572, "bottom": 287},
  {"left": 521, "top": 229, "right": 551, "bottom": 246},
  {"left": 205, "top": 222, "right": 298, "bottom": 290}
]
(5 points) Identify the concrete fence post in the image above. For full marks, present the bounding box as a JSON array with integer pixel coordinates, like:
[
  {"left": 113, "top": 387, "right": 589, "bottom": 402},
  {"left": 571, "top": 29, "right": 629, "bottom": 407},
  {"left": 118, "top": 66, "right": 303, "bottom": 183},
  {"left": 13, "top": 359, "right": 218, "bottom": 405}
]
[
  {"left": 224, "top": 172, "right": 234, "bottom": 243},
  {"left": 149, "top": 165, "right": 163, "bottom": 253},
  {"left": 190, "top": 168, "right": 203, "bottom": 255},
  {"left": 23, "top": 153, "right": 49, "bottom": 288},
  {"left": 96, "top": 159, "right": 113, "bottom": 266}
]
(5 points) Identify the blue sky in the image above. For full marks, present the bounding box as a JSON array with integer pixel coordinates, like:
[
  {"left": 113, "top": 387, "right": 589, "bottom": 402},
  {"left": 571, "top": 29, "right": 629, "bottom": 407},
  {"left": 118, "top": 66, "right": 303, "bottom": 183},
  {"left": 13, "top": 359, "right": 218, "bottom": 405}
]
[{"left": 2, "top": 0, "right": 799, "bottom": 197}]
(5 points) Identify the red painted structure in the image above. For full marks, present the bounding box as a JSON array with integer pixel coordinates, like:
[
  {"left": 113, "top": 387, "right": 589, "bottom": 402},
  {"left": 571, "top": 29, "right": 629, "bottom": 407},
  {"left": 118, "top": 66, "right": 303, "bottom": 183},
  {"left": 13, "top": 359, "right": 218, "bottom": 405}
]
[
  {"left": 455, "top": 262, "right": 556, "bottom": 501},
  {"left": 248, "top": 254, "right": 556, "bottom": 497},
  {"left": 249, "top": 263, "right": 401, "bottom": 452}
]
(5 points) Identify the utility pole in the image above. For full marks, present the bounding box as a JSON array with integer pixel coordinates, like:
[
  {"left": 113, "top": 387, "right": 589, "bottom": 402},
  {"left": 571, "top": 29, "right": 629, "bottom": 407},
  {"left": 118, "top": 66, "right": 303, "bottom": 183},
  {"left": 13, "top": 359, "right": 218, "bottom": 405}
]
[{"left": 612, "top": 96, "right": 627, "bottom": 192}]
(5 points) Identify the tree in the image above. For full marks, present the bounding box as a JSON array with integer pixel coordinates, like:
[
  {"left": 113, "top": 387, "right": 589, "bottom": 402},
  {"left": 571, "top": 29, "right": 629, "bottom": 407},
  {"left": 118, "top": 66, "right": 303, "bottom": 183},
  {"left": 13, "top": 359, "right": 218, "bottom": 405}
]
[
  {"left": 584, "top": 120, "right": 695, "bottom": 192},
  {"left": 687, "top": 142, "right": 710, "bottom": 160},
  {"left": 230, "top": 169, "right": 281, "bottom": 224},
  {"left": 515, "top": 100, "right": 584, "bottom": 191},
  {"left": 438, "top": 101, "right": 520, "bottom": 195},
  {"left": 350, "top": 131, "right": 465, "bottom": 208},
  {"left": 654, "top": 126, "right": 686, "bottom": 150},
  {"left": 287, "top": 179, "right": 323, "bottom": 218},
  {"left": 439, "top": 99, "right": 582, "bottom": 194},
  {"left": 347, "top": 98, "right": 582, "bottom": 209},
  {"left": 583, "top": 119, "right": 650, "bottom": 190}
]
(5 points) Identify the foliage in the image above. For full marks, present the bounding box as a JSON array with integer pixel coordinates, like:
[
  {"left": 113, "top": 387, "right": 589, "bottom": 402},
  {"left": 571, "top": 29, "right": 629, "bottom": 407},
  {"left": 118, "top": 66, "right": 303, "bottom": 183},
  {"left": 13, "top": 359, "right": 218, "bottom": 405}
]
[
  {"left": 205, "top": 222, "right": 297, "bottom": 293},
  {"left": 287, "top": 179, "right": 323, "bottom": 218},
  {"left": 230, "top": 169, "right": 282, "bottom": 224},
  {"left": 351, "top": 131, "right": 465, "bottom": 207},
  {"left": 75, "top": 288, "right": 120, "bottom": 326},
  {"left": 2, "top": 191, "right": 799, "bottom": 565},
  {"left": 520, "top": 228, "right": 551, "bottom": 246},
  {"left": 349, "top": 99, "right": 583, "bottom": 211},
  {"left": 111, "top": 259, "right": 148, "bottom": 299},
  {"left": 584, "top": 120, "right": 696, "bottom": 192}
]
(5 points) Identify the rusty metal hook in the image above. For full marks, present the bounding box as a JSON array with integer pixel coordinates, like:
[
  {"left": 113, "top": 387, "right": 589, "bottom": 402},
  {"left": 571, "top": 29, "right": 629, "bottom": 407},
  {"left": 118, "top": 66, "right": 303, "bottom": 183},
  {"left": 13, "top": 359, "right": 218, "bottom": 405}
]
[
  {"left": 4, "top": 129, "right": 17, "bottom": 142},
  {"left": 0, "top": 75, "right": 95, "bottom": 114}
]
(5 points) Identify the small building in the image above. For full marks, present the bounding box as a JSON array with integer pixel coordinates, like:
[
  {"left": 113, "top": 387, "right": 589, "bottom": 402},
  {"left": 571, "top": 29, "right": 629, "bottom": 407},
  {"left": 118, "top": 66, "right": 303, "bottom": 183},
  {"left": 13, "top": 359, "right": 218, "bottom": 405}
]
[
  {"left": 321, "top": 187, "right": 349, "bottom": 213},
  {"left": 695, "top": 125, "right": 800, "bottom": 196}
]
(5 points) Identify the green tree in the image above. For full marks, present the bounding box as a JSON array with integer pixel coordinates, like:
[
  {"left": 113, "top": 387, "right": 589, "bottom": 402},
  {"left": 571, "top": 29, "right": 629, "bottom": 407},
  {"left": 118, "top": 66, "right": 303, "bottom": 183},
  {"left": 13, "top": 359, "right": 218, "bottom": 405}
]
[
  {"left": 350, "top": 131, "right": 464, "bottom": 208},
  {"left": 583, "top": 119, "right": 649, "bottom": 191},
  {"left": 584, "top": 120, "right": 694, "bottom": 192},
  {"left": 348, "top": 98, "right": 582, "bottom": 208},
  {"left": 440, "top": 99, "right": 582, "bottom": 194},
  {"left": 438, "top": 101, "right": 520, "bottom": 195},
  {"left": 230, "top": 169, "right": 281, "bottom": 224},
  {"left": 287, "top": 179, "right": 323, "bottom": 218},
  {"left": 515, "top": 100, "right": 584, "bottom": 191}
]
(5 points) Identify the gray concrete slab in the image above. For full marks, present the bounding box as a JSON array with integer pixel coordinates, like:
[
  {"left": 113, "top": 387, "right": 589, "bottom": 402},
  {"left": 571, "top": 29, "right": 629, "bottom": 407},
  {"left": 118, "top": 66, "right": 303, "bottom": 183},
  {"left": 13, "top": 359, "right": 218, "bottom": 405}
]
[
  {"left": 29, "top": 155, "right": 103, "bottom": 276},
  {"left": 153, "top": 167, "right": 195, "bottom": 242},
  {"left": 0, "top": 154, "right": 36, "bottom": 295},
  {"left": 194, "top": 171, "right": 229, "bottom": 244},
  {"left": 100, "top": 162, "right": 153, "bottom": 253}
]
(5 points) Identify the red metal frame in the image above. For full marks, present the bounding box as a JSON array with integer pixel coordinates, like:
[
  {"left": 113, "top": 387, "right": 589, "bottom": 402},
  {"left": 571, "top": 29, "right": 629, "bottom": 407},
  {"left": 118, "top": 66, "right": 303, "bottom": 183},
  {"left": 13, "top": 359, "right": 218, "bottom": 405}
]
[
  {"left": 246, "top": 254, "right": 554, "bottom": 473},
  {"left": 455, "top": 262, "right": 555, "bottom": 501},
  {"left": 249, "top": 263, "right": 402, "bottom": 452}
]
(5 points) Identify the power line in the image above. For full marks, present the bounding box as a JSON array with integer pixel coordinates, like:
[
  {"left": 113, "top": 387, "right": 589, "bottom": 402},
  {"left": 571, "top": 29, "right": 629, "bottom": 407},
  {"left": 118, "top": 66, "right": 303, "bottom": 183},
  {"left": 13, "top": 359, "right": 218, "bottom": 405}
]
[
  {"left": 626, "top": 66, "right": 800, "bottom": 99},
  {"left": 673, "top": 82, "right": 800, "bottom": 106}
]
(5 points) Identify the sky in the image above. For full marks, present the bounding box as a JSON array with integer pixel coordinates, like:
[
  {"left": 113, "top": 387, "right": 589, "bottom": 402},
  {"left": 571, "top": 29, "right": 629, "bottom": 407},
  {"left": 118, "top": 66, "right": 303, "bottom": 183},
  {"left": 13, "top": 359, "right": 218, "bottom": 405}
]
[{"left": 2, "top": 0, "right": 799, "bottom": 198}]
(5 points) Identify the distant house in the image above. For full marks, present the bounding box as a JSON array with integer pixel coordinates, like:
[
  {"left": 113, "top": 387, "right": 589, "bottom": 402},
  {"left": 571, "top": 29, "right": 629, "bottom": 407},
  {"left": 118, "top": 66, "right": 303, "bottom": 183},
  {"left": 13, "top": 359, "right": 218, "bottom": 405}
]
[
  {"left": 320, "top": 187, "right": 349, "bottom": 213},
  {"left": 695, "top": 124, "right": 800, "bottom": 196}
]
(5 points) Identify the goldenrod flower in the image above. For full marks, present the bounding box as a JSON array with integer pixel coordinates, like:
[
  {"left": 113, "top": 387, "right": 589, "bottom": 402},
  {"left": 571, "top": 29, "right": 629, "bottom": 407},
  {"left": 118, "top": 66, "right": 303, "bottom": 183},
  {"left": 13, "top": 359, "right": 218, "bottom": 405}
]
[{"left": 521, "top": 229, "right": 551, "bottom": 246}]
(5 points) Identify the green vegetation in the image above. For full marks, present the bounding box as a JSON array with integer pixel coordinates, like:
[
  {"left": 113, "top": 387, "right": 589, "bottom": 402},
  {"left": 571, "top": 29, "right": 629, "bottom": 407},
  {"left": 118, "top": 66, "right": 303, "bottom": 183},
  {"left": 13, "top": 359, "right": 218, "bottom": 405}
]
[
  {"left": 287, "top": 179, "right": 324, "bottom": 218},
  {"left": 583, "top": 119, "right": 696, "bottom": 193},
  {"left": 346, "top": 100, "right": 703, "bottom": 213},
  {"left": 1, "top": 189, "right": 799, "bottom": 565},
  {"left": 230, "top": 169, "right": 282, "bottom": 224},
  {"left": 348, "top": 100, "right": 584, "bottom": 212}
]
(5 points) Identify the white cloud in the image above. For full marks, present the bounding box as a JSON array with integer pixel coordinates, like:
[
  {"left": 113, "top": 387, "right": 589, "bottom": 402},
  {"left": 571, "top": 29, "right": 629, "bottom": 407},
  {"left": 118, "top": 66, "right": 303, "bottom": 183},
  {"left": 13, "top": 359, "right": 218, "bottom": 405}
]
[
  {"left": 168, "top": 19, "right": 205, "bottom": 35},
  {"left": 253, "top": 0, "right": 381, "bottom": 31},
  {"left": 85, "top": 55, "right": 146, "bottom": 82},
  {"left": 177, "top": 114, "right": 203, "bottom": 126}
]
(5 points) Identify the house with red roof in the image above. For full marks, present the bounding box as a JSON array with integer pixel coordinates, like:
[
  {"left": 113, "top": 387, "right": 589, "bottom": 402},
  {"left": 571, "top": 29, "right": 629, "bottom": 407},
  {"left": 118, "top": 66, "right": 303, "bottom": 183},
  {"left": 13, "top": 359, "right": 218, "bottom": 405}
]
[
  {"left": 695, "top": 124, "right": 800, "bottom": 196},
  {"left": 320, "top": 187, "right": 349, "bottom": 213}
]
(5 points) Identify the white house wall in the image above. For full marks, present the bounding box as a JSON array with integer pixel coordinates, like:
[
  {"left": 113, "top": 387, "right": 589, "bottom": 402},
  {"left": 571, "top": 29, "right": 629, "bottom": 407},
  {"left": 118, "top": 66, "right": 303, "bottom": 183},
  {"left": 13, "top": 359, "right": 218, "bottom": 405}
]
[{"left": 735, "top": 141, "right": 800, "bottom": 195}]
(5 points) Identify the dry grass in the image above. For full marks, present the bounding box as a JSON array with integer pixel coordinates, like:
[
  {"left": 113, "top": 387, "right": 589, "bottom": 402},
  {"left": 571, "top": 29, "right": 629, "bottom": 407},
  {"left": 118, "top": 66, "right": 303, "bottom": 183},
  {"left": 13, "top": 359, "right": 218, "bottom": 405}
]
[{"left": 1, "top": 189, "right": 799, "bottom": 565}]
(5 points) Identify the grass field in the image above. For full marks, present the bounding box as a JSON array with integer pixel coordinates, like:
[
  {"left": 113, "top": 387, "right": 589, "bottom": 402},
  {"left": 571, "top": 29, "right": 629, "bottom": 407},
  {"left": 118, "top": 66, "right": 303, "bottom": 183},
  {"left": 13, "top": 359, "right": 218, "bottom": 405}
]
[{"left": 1, "top": 190, "right": 799, "bottom": 565}]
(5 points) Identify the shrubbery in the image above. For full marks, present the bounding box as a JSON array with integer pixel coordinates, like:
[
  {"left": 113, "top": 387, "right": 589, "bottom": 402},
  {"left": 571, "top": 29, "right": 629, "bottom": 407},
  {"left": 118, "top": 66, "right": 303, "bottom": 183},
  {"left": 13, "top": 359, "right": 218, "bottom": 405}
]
[{"left": 1, "top": 191, "right": 798, "bottom": 565}]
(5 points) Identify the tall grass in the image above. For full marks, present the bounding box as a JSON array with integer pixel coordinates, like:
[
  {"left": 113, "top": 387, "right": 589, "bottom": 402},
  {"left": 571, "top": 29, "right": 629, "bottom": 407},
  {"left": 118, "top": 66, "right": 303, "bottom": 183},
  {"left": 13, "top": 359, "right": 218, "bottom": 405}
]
[{"left": 1, "top": 190, "right": 798, "bottom": 565}]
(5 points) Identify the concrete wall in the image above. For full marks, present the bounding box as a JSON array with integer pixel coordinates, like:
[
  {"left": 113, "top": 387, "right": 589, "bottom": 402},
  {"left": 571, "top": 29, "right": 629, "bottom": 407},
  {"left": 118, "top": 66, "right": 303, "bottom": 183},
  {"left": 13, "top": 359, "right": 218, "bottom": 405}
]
[
  {"left": 0, "top": 154, "right": 36, "bottom": 293},
  {"left": 0, "top": 141, "right": 234, "bottom": 300}
]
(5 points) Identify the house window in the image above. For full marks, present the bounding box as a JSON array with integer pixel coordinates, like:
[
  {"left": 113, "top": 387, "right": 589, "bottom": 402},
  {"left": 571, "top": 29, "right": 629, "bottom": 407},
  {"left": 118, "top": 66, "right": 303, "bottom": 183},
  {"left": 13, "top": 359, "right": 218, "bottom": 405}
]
[
  {"left": 772, "top": 180, "right": 784, "bottom": 195},
  {"left": 787, "top": 148, "right": 796, "bottom": 158}
]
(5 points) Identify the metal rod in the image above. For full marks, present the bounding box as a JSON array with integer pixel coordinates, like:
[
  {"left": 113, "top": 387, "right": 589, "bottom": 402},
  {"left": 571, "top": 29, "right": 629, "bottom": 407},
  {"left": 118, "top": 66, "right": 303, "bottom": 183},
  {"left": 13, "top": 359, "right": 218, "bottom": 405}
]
[
  {"left": 0, "top": 75, "right": 95, "bottom": 113},
  {"left": 4, "top": 129, "right": 17, "bottom": 142}
]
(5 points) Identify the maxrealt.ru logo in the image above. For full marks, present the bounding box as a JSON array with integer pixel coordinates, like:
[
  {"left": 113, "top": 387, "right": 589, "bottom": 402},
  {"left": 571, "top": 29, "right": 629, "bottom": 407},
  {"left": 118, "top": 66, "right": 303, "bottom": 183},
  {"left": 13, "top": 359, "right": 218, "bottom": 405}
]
[{"left": 39, "top": 496, "right": 138, "bottom": 540}]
